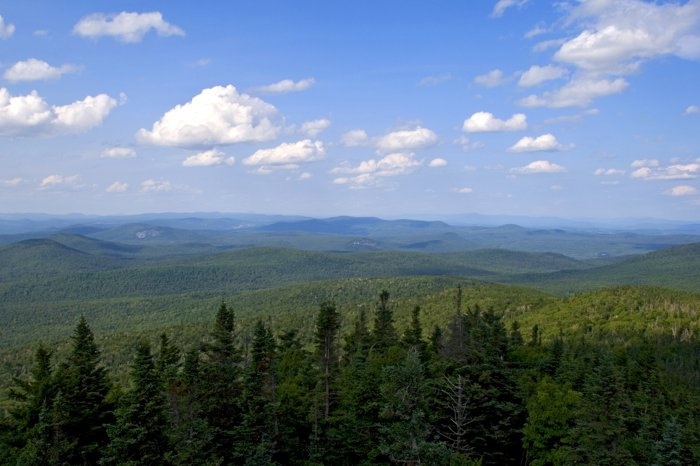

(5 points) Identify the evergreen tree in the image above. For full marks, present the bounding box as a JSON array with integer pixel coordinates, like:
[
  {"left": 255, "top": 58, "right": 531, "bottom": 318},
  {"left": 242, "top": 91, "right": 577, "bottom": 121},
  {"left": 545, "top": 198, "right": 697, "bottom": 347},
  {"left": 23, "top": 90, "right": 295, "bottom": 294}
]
[
  {"left": 315, "top": 301, "right": 341, "bottom": 420},
  {"left": 52, "top": 315, "right": 113, "bottom": 465},
  {"left": 102, "top": 341, "right": 172, "bottom": 466},
  {"left": 199, "top": 301, "right": 242, "bottom": 464},
  {"left": 372, "top": 290, "right": 398, "bottom": 350},
  {"left": 237, "top": 320, "right": 279, "bottom": 462}
]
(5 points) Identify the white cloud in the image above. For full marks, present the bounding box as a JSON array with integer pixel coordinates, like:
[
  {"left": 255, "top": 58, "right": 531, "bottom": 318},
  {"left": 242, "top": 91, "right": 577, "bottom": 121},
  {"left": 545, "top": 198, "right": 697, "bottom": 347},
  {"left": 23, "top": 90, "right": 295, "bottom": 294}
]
[
  {"left": 298, "top": 172, "right": 312, "bottom": 180},
  {"left": 0, "top": 88, "right": 117, "bottom": 136},
  {"left": 419, "top": 73, "right": 452, "bottom": 86},
  {"left": 255, "top": 78, "right": 315, "bottom": 94},
  {"left": 511, "top": 160, "right": 566, "bottom": 174},
  {"left": 631, "top": 161, "right": 700, "bottom": 180},
  {"left": 137, "top": 85, "right": 279, "bottom": 148},
  {"left": 491, "top": 0, "right": 528, "bottom": 18},
  {"left": 519, "top": 76, "right": 628, "bottom": 108},
  {"left": 0, "top": 15, "right": 15, "bottom": 38},
  {"left": 101, "top": 147, "right": 136, "bottom": 158},
  {"left": 340, "top": 129, "right": 369, "bottom": 147},
  {"left": 33, "top": 29, "right": 49, "bottom": 37},
  {"left": 631, "top": 159, "right": 659, "bottom": 168},
  {"left": 106, "top": 181, "right": 128, "bottom": 193},
  {"left": 685, "top": 105, "right": 699, "bottom": 115},
  {"left": 243, "top": 139, "right": 325, "bottom": 169},
  {"left": 518, "top": 65, "right": 567, "bottom": 87},
  {"left": 463, "top": 112, "right": 527, "bottom": 132},
  {"left": 525, "top": 23, "right": 549, "bottom": 39},
  {"left": 594, "top": 168, "right": 625, "bottom": 176},
  {"left": 141, "top": 179, "right": 172, "bottom": 192},
  {"left": 73, "top": 11, "right": 184, "bottom": 43},
  {"left": 376, "top": 126, "right": 438, "bottom": 153},
  {"left": 429, "top": 158, "right": 448, "bottom": 168},
  {"left": 4, "top": 59, "right": 78, "bottom": 82},
  {"left": 453, "top": 187, "right": 474, "bottom": 194},
  {"left": 300, "top": 118, "right": 331, "bottom": 137},
  {"left": 509, "top": 133, "right": 572, "bottom": 152},
  {"left": 554, "top": 1, "right": 700, "bottom": 73},
  {"left": 1, "top": 177, "right": 22, "bottom": 187},
  {"left": 453, "top": 135, "right": 485, "bottom": 151},
  {"left": 474, "top": 69, "right": 507, "bottom": 87},
  {"left": 40, "top": 174, "right": 78, "bottom": 190},
  {"left": 544, "top": 108, "right": 599, "bottom": 124},
  {"left": 183, "top": 149, "right": 235, "bottom": 167},
  {"left": 665, "top": 185, "right": 698, "bottom": 196},
  {"left": 332, "top": 152, "right": 421, "bottom": 188}
]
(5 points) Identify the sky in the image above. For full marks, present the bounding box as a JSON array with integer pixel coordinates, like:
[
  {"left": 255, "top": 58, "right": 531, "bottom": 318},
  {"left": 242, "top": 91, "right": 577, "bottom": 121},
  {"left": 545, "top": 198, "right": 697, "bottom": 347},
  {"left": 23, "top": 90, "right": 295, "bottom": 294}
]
[{"left": 1, "top": 0, "right": 700, "bottom": 221}]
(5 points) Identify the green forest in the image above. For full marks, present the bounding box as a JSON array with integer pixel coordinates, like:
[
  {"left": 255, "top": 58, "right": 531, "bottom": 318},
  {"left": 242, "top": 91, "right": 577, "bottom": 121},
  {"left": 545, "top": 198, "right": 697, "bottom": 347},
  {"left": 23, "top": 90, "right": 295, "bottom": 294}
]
[{"left": 2, "top": 288, "right": 698, "bottom": 465}]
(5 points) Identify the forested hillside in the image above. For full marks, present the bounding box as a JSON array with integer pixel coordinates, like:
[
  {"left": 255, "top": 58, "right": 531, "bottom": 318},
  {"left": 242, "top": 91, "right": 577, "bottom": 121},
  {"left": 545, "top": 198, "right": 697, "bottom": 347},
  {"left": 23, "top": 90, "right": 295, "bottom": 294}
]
[{"left": 2, "top": 290, "right": 698, "bottom": 465}]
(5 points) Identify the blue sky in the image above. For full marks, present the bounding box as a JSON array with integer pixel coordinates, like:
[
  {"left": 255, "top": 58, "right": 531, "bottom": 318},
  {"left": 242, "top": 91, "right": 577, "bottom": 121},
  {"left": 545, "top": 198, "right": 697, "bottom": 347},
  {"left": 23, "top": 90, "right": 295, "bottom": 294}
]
[{"left": 1, "top": 0, "right": 699, "bottom": 220}]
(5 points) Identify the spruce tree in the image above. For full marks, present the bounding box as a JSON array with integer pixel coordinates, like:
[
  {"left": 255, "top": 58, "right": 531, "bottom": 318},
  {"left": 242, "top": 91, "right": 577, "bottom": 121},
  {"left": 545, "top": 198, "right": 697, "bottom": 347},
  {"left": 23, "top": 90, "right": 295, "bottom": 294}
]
[
  {"left": 102, "top": 341, "right": 171, "bottom": 466},
  {"left": 53, "top": 315, "right": 112, "bottom": 465}
]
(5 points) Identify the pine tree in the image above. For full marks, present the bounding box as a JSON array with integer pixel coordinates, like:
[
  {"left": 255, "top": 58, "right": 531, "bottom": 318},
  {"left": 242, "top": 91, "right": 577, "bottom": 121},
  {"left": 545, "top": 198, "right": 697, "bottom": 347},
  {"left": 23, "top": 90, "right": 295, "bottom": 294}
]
[{"left": 102, "top": 341, "right": 172, "bottom": 466}]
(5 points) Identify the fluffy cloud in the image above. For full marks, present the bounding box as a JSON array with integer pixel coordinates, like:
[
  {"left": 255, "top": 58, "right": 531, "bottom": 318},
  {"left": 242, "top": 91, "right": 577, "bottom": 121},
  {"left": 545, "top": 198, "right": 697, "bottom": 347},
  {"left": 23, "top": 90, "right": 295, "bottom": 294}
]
[
  {"left": 0, "top": 88, "right": 117, "bottom": 136},
  {"left": 137, "top": 85, "right": 279, "bottom": 148},
  {"left": 332, "top": 152, "right": 421, "bottom": 188},
  {"left": 141, "top": 179, "right": 172, "bottom": 192},
  {"left": 182, "top": 149, "right": 235, "bottom": 167},
  {"left": 594, "top": 168, "right": 625, "bottom": 176},
  {"left": 685, "top": 105, "right": 699, "bottom": 115},
  {"left": 491, "top": 0, "right": 528, "bottom": 18},
  {"left": 243, "top": 140, "right": 325, "bottom": 169},
  {"left": 463, "top": 112, "right": 527, "bottom": 132},
  {"left": 511, "top": 160, "right": 566, "bottom": 174},
  {"left": 665, "top": 185, "right": 698, "bottom": 196},
  {"left": 429, "top": 158, "right": 448, "bottom": 168},
  {"left": 106, "top": 181, "right": 128, "bottom": 193},
  {"left": 40, "top": 174, "right": 78, "bottom": 189},
  {"left": 519, "top": 76, "right": 628, "bottom": 108},
  {"left": 4, "top": 59, "right": 78, "bottom": 82},
  {"left": 101, "top": 147, "right": 136, "bottom": 158},
  {"left": 509, "top": 133, "right": 572, "bottom": 152},
  {"left": 518, "top": 65, "right": 567, "bottom": 87},
  {"left": 300, "top": 118, "right": 331, "bottom": 137},
  {"left": 474, "top": 69, "right": 507, "bottom": 87},
  {"left": 255, "top": 78, "right": 315, "bottom": 94},
  {"left": 376, "top": 126, "right": 438, "bottom": 153},
  {"left": 631, "top": 160, "right": 700, "bottom": 180},
  {"left": 340, "top": 129, "right": 369, "bottom": 147},
  {"left": 554, "top": 0, "right": 700, "bottom": 73},
  {"left": 0, "top": 15, "right": 14, "bottom": 38},
  {"left": 73, "top": 11, "right": 184, "bottom": 43}
]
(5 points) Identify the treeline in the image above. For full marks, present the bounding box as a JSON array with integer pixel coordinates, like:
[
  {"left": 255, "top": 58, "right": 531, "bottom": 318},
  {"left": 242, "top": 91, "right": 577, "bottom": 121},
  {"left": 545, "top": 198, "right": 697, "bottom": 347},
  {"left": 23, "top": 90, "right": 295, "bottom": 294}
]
[{"left": 1, "top": 289, "right": 699, "bottom": 465}]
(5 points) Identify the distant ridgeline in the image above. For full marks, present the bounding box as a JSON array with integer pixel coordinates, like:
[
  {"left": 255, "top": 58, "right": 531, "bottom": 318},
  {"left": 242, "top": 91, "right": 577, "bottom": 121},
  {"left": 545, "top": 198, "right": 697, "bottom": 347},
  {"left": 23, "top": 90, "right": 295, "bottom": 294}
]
[{"left": 2, "top": 288, "right": 699, "bottom": 465}]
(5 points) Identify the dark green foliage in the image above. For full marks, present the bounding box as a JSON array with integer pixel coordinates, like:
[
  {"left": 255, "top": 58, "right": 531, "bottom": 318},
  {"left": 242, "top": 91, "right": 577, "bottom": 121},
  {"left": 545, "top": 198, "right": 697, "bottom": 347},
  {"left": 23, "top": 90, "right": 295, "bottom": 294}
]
[
  {"left": 102, "top": 341, "right": 171, "bottom": 465},
  {"left": 52, "top": 316, "right": 113, "bottom": 465},
  {"left": 2, "top": 285, "right": 700, "bottom": 465}
]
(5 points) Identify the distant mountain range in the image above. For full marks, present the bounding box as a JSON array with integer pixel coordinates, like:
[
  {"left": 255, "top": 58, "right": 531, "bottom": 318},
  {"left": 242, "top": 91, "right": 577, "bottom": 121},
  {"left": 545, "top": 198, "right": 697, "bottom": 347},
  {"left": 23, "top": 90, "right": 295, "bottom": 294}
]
[{"left": 2, "top": 213, "right": 699, "bottom": 259}]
